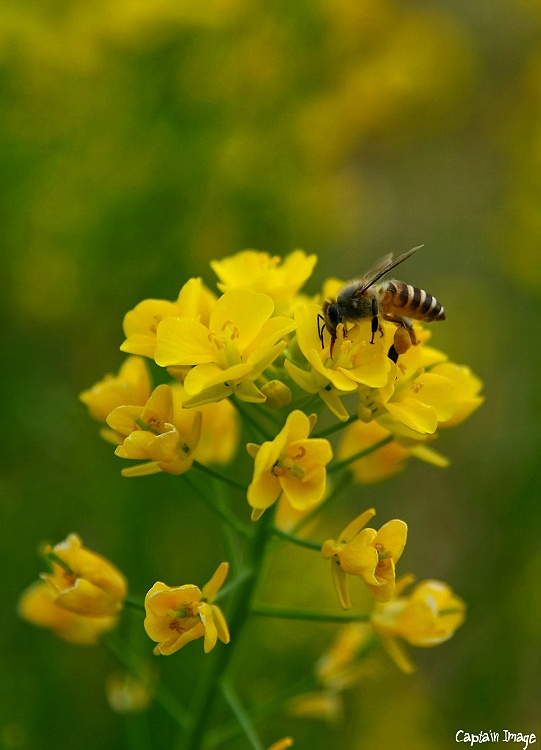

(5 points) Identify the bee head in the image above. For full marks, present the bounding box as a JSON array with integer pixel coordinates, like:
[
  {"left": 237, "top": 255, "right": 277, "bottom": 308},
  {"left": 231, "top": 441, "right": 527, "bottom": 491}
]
[{"left": 325, "top": 302, "right": 341, "bottom": 337}]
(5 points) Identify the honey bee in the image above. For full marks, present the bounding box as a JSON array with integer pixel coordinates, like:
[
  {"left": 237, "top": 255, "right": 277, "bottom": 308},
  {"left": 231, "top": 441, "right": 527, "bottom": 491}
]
[{"left": 318, "top": 246, "right": 445, "bottom": 358}]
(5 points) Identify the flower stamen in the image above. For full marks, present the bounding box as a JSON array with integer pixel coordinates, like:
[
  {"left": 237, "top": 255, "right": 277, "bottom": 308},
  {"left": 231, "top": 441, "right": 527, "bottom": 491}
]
[{"left": 221, "top": 320, "right": 240, "bottom": 340}]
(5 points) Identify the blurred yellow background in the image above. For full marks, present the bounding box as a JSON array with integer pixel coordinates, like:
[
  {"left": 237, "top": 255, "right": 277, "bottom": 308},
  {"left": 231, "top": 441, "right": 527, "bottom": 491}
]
[{"left": 2, "top": 1, "right": 540, "bottom": 748}]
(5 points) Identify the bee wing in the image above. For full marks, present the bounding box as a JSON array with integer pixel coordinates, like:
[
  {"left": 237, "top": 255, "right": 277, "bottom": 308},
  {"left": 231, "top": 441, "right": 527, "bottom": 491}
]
[{"left": 357, "top": 245, "right": 423, "bottom": 294}]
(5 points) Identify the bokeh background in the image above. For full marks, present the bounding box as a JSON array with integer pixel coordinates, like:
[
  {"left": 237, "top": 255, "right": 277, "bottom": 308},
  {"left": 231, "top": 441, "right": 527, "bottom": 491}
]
[{"left": 2, "top": 0, "right": 541, "bottom": 748}]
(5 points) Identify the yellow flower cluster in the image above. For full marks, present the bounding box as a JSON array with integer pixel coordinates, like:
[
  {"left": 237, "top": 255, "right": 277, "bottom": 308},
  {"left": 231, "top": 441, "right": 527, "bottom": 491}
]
[
  {"left": 286, "top": 297, "right": 483, "bottom": 481},
  {"left": 319, "top": 505, "right": 465, "bottom": 674},
  {"left": 19, "top": 248, "right": 480, "bottom": 747},
  {"left": 19, "top": 536, "right": 232, "bottom": 659},
  {"left": 290, "top": 575, "right": 466, "bottom": 721},
  {"left": 80, "top": 356, "right": 240, "bottom": 477},
  {"left": 76, "top": 248, "right": 477, "bottom": 660},
  {"left": 79, "top": 248, "right": 482, "bottom": 486}
]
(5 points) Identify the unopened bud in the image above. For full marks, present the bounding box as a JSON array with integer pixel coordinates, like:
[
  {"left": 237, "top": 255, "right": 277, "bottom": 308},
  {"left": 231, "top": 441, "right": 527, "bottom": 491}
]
[
  {"left": 261, "top": 380, "right": 292, "bottom": 409},
  {"left": 357, "top": 404, "right": 374, "bottom": 423}
]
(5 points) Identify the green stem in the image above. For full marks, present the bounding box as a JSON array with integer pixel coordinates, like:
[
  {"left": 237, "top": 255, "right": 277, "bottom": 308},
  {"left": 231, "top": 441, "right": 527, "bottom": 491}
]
[
  {"left": 206, "top": 674, "right": 317, "bottom": 748},
  {"left": 178, "top": 511, "right": 274, "bottom": 750},
  {"left": 328, "top": 435, "right": 393, "bottom": 474},
  {"left": 104, "top": 631, "right": 191, "bottom": 729},
  {"left": 312, "top": 413, "right": 359, "bottom": 439},
  {"left": 211, "top": 477, "right": 244, "bottom": 573},
  {"left": 183, "top": 472, "right": 253, "bottom": 539},
  {"left": 233, "top": 398, "right": 274, "bottom": 442},
  {"left": 123, "top": 594, "right": 145, "bottom": 612},
  {"left": 220, "top": 678, "right": 265, "bottom": 750},
  {"left": 270, "top": 526, "right": 322, "bottom": 551},
  {"left": 192, "top": 460, "right": 248, "bottom": 493},
  {"left": 250, "top": 604, "right": 371, "bottom": 623}
]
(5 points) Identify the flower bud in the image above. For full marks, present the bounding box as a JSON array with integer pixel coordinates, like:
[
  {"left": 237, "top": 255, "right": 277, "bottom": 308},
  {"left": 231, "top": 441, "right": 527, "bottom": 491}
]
[{"left": 261, "top": 380, "right": 292, "bottom": 409}]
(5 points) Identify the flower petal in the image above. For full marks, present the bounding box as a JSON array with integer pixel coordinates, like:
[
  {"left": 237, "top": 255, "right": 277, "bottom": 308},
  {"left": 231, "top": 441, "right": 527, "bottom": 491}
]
[
  {"left": 198, "top": 602, "right": 218, "bottom": 653},
  {"left": 376, "top": 520, "right": 408, "bottom": 561},
  {"left": 209, "top": 290, "right": 274, "bottom": 353},
  {"left": 183, "top": 362, "right": 252, "bottom": 395},
  {"left": 211, "top": 604, "right": 231, "bottom": 644},
  {"left": 155, "top": 318, "right": 216, "bottom": 367},
  {"left": 331, "top": 558, "right": 350, "bottom": 610},
  {"left": 201, "top": 563, "right": 229, "bottom": 602},
  {"left": 339, "top": 509, "right": 376, "bottom": 544},
  {"left": 157, "top": 622, "right": 206, "bottom": 655}
]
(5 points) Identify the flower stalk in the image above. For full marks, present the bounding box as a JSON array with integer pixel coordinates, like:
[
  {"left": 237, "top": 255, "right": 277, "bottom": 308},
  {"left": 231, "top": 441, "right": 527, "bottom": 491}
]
[{"left": 179, "top": 510, "right": 274, "bottom": 750}]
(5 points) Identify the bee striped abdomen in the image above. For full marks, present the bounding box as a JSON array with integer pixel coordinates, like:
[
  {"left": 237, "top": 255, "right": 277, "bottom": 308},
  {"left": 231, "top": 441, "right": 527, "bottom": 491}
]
[{"left": 389, "top": 282, "right": 445, "bottom": 321}]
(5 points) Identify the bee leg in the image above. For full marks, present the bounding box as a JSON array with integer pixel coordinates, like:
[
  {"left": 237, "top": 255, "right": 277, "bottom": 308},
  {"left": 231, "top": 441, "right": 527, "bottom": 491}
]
[
  {"left": 387, "top": 344, "right": 399, "bottom": 364},
  {"left": 370, "top": 298, "right": 379, "bottom": 344},
  {"left": 405, "top": 319, "right": 417, "bottom": 346},
  {"left": 317, "top": 314, "right": 326, "bottom": 348},
  {"left": 383, "top": 315, "right": 417, "bottom": 344}
]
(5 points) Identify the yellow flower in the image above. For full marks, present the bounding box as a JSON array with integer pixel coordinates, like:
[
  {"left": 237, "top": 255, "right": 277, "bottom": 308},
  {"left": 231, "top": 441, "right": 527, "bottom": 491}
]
[
  {"left": 40, "top": 533, "right": 127, "bottom": 617},
  {"left": 284, "top": 304, "right": 391, "bottom": 421},
  {"left": 247, "top": 410, "right": 333, "bottom": 521},
  {"left": 106, "top": 666, "right": 155, "bottom": 713},
  {"left": 356, "top": 336, "right": 483, "bottom": 440},
  {"left": 211, "top": 249, "right": 316, "bottom": 313},
  {"left": 144, "top": 562, "right": 230, "bottom": 655},
  {"left": 322, "top": 509, "right": 407, "bottom": 608},
  {"left": 107, "top": 384, "right": 202, "bottom": 477},
  {"left": 371, "top": 577, "right": 466, "bottom": 673},
  {"left": 170, "top": 383, "right": 240, "bottom": 466},
  {"left": 121, "top": 277, "right": 216, "bottom": 359},
  {"left": 154, "top": 289, "right": 296, "bottom": 407},
  {"left": 79, "top": 356, "right": 152, "bottom": 443},
  {"left": 315, "top": 622, "right": 374, "bottom": 690},
  {"left": 430, "top": 362, "right": 484, "bottom": 427},
  {"left": 288, "top": 691, "right": 342, "bottom": 723},
  {"left": 359, "top": 362, "right": 459, "bottom": 439},
  {"left": 18, "top": 580, "right": 118, "bottom": 645},
  {"left": 338, "top": 419, "right": 448, "bottom": 484},
  {"left": 289, "top": 622, "right": 375, "bottom": 723},
  {"left": 267, "top": 739, "right": 294, "bottom": 750}
]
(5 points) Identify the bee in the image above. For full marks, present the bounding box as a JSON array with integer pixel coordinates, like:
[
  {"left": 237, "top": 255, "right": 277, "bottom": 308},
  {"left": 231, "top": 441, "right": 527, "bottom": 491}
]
[{"left": 318, "top": 246, "right": 445, "bottom": 358}]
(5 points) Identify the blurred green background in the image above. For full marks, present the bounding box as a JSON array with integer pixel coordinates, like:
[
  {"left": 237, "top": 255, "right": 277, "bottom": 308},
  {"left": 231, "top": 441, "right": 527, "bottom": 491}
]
[{"left": 2, "top": 0, "right": 541, "bottom": 748}]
